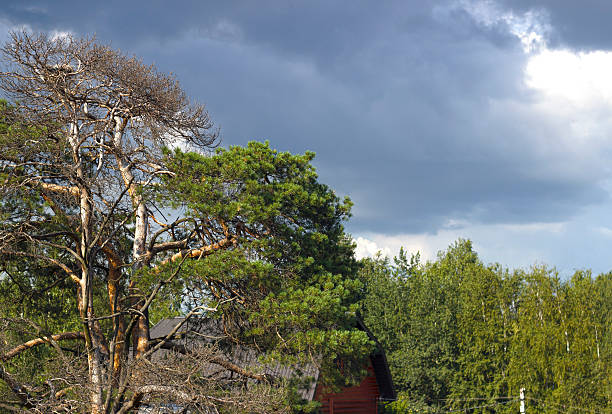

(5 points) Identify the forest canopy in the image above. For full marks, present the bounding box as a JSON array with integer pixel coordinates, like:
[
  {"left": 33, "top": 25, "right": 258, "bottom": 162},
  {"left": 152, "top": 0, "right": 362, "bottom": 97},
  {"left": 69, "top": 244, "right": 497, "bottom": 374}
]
[{"left": 363, "top": 240, "right": 611, "bottom": 413}]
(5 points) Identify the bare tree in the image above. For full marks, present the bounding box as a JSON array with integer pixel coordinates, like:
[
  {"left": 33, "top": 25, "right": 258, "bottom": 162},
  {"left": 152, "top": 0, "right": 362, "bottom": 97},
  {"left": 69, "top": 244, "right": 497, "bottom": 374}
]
[
  {"left": 0, "top": 316, "right": 291, "bottom": 414},
  {"left": 0, "top": 31, "right": 220, "bottom": 413}
]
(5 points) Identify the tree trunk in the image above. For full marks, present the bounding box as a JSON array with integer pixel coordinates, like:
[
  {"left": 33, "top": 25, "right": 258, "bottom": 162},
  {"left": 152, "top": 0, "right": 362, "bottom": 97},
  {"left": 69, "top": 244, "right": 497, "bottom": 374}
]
[
  {"left": 132, "top": 201, "right": 150, "bottom": 356},
  {"left": 113, "top": 118, "right": 150, "bottom": 357},
  {"left": 105, "top": 247, "right": 127, "bottom": 385},
  {"left": 71, "top": 119, "right": 104, "bottom": 414}
]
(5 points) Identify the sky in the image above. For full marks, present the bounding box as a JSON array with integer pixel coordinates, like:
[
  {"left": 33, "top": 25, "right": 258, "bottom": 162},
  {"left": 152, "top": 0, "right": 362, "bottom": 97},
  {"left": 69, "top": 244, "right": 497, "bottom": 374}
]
[{"left": 1, "top": 0, "right": 612, "bottom": 276}]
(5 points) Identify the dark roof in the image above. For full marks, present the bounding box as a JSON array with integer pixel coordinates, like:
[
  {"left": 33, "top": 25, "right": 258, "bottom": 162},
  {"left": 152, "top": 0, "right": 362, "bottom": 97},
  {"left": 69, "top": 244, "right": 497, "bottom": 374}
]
[
  {"left": 150, "top": 317, "right": 319, "bottom": 401},
  {"left": 149, "top": 317, "right": 185, "bottom": 340},
  {"left": 150, "top": 317, "right": 395, "bottom": 401},
  {"left": 357, "top": 318, "right": 396, "bottom": 400}
]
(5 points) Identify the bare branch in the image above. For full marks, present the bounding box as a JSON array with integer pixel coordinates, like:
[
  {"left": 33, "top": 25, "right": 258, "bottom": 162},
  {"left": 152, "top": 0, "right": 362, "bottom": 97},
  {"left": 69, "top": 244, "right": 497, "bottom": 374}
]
[
  {"left": 35, "top": 182, "right": 79, "bottom": 197},
  {"left": 155, "top": 339, "right": 269, "bottom": 382},
  {"left": 155, "top": 236, "right": 239, "bottom": 269},
  {"left": 1, "top": 332, "right": 85, "bottom": 361}
]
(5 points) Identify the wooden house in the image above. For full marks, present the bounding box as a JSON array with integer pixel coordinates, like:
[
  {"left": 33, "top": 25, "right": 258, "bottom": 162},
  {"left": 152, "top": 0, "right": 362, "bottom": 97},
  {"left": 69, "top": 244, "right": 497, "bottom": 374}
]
[{"left": 149, "top": 317, "right": 395, "bottom": 413}]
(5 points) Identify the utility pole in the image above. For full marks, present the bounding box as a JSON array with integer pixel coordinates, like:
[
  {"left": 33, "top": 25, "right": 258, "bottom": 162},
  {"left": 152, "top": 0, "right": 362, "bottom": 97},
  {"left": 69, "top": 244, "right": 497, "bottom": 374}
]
[{"left": 520, "top": 388, "right": 525, "bottom": 414}]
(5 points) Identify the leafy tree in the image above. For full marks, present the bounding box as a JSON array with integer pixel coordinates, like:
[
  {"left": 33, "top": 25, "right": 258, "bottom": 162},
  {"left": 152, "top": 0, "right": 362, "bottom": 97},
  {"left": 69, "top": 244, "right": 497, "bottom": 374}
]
[
  {"left": 593, "top": 272, "right": 612, "bottom": 408},
  {"left": 361, "top": 241, "right": 476, "bottom": 408},
  {"left": 507, "top": 268, "right": 611, "bottom": 412},
  {"left": 0, "top": 32, "right": 369, "bottom": 413},
  {"left": 449, "top": 263, "right": 520, "bottom": 412},
  {"left": 505, "top": 267, "right": 567, "bottom": 412},
  {"left": 361, "top": 240, "right": 611, "bottom": 413},
  {"left": 560, "top": 271, "right": 610, "bottom": 409},
  {"left": 403, "top": 240, "right": 475, "bottom": 407},
  {"left": 155, "top": 143, "right": 371, "bottom": 383},
  {"left": 358, "top": 252, "right": 410, "bottom": 358}
]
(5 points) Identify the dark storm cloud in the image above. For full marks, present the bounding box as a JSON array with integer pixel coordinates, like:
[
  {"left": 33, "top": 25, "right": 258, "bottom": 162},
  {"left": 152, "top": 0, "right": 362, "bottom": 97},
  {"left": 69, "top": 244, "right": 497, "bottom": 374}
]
[{"left": 0, "top": 1, "right": 608, "bottom": 234}]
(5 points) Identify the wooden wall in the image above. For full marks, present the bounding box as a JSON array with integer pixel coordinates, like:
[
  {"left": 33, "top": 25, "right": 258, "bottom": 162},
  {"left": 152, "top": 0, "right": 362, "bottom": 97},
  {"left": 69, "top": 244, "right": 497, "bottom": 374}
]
[{"left": 314, "top": 361, "right": 380, "bottom": 414}]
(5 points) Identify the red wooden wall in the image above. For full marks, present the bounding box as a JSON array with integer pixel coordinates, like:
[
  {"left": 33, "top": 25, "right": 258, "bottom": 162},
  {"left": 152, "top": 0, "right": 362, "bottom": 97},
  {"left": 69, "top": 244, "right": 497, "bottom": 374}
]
[{"left": 314, "top": 361, "right": 380, "bottom": 414}]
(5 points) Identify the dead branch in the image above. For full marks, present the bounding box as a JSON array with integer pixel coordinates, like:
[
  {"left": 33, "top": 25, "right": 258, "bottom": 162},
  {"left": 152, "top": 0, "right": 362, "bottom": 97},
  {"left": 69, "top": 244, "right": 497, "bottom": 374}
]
[{"left": 1, "top": 332, "right": 85, "bottom": 361}]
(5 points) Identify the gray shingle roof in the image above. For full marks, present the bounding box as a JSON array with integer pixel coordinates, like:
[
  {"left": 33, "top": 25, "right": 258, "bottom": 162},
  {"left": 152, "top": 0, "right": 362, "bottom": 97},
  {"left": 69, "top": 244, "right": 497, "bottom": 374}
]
[
  {"left": 149, "top": 316, "right": 395, "bottom": 401},
  {"left": 149, "top": 317, "right": 320, "bottom": 401}
]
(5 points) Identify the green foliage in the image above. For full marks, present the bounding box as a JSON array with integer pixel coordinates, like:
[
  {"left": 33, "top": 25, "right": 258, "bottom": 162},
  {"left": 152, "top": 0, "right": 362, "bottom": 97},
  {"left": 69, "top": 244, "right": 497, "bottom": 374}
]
[
  {"left": 0, "top": 132, "right": 371, "bottom": 410},
  {"left": 359, "top": 239, "right": 611, "bottom": 413},
  {"left": 160, "top": 141, "right": 355, "bottom": 277},
  {"left": 507, "top": 268, "right": 612, "bottom": 412},
  {"left": 379, "top": 394, "right": 427, "bottom": 413},
  {"left": 154, "top": 141, "right": 372, "bottom": 392},
  {"left": 0, "top": 251, "right": 85, "bottom": 399}
]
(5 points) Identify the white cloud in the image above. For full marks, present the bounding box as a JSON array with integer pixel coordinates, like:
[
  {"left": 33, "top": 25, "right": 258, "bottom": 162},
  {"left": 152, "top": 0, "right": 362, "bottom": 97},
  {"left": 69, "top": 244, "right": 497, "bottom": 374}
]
[
  {"left": 455, "top": 0, "right": 550, "bottom": 52},
  {"left": 354, "top": 233, "right": 454, "bottom": 262},
  {"left": 461, "top": 0, "right": 612, "bottom": 120},
  {"left": 21, "top": 5, "right": 48, "bottom": 15},
  {"left": 354, "top": 237, "right": 393, "bottom": 260},
  {"left": 596, "top": 226, "right": 612, "bottom": 238},
  {"left": 0, "top": 19, "right": 30, "bottom": 43},
  {"left": 354, "top": 219, "right": 567, "bottom": 269},
  {"left": 520, "top": 48, "right": 612, "bottom": 176},
  {"left": 0, "top": 22, "right": 74, "bottom": 44},
  {"left": 454, "top": 1, "right": 612, "bottom": 182},
  {"left": 49, "top": 30, "right": 74, "bottom": 41},
  {"left": 526, "top": 49, "right": 612, "bottom": 107}
]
